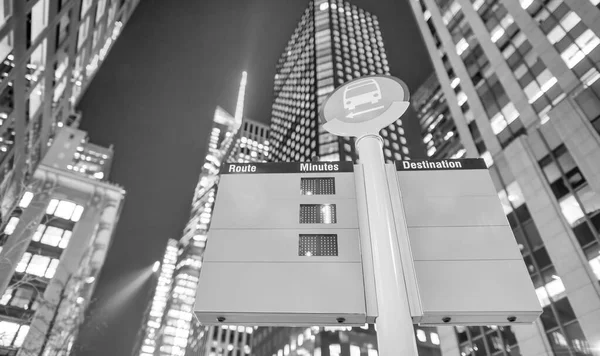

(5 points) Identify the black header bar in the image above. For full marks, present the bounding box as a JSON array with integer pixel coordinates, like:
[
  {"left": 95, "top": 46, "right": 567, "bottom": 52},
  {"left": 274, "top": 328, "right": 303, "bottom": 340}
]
[
  {"left": 220, "top": 162, "right": 354, "bottom": 175},
  {"left": 395, "top": 159, "right": 487, "bottom": 171}
]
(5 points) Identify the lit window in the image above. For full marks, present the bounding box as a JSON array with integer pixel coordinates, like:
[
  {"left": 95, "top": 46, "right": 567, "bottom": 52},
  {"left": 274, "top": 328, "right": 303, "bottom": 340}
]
[
  {"left": 350, "top": 345, "right": 361, "bottom": 356},
  {"left": 319, "top": 2, "right": 329, "bottom": 11},
  {"left": 520, "top": 0, "right": 534, "bottom": 9},
  {"left": 427, "top": 146, "right": 436, "bottom": 157},
  {"left": 576, "top": 29, "right": 600, "bottom": 55},
  {"left": 329, "top": 344, "right": 341, "bottom": 356},
  {"left": 456, "top": 38, "right": 469, "bottom": 55},
  {"left": 450, "top": 77, "right": 460, "bottom": 88},
  {"left": 46, "top": 199, "right": 59, "bottom": 214},
  {"left": 547, "top": 26, "right": 566, "bottom": 44},
  {"left": 456, "top": 91, "right": 468, "bottom": 106},
  {"left": 423, "top": 10, "right": 431, "bottom": 21},
  {"left": 30, "top": 0, "right": 49, "bottom": 43},
  {"left": 45, "top": 259, "right": 59, "bottom": 279},
  {"left": 0, "top": 31, "right": 13, "bottom": 63},
  {"left": 589, "top": 254, "right": 600, "bottom": 280},
  {"left": 26, "top": 255, "right": 51, "bottom": 277},
  {"left": 490, "top": 25, "right": 505, "bottom": 43},
  {"left": 16, "top": 253, "right": 32, "bottom": 273},
  {"left": 560, "top": 12, "right": 581, "bottom": 32},
  {"left": 368, "top": 350, "right": 378, "bottom": 356},
  {"left": 481, "top": 151, "right": 494, "bottom": 167},
  {"left": 559, "top": 194, "right": 585, "bottom": 226},
  {"left": 71, "top": 205, "right": 84, "bottom": 222},
  {"left": 0, "top": 321, "right": 20, "bottom": 347},
  {"left": 536, "top": 276, "right": 566, "bottom": 307},
  {"left": 54, "top": 200, "right": 76, "bottom": 220},
  {"left": 490, "top": 113, "right": 508, "bottom": 135},
  {"left": 19, "top": 192, "right": 34, "bottom": 208},
  {"left": 501, "top": 102, "right": 519, "bottom": 124},
  {"left": 431, "top": 332, "right": 440, "bottom": 345},
  {"left": 416, "top": 329, "right": 427, "bottom": 342},
  {"left": 41, "top": 226, "right": 64, "bottom": 247},
  {"left": 3, "top": 216, "right": 19, "bottom": 235},
  {"left": 473, "top": 0, "right": 484, "bottom": 10}
]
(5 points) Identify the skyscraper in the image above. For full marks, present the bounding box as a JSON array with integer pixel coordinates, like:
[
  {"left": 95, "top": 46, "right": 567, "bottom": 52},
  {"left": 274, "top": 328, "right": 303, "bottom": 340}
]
[
  {"left": 268, "top": 0, "right": 410, "bottom": 164},
  {"left": 0, "top": 0, "right": 139, "bottom": 233},
  {"left": 135, "top": 239, "right": 178, "bottom": 356},
  {"left": 408, "top": 0, "right": 600, "bottom": 354},
  {"left": 139, "top": 72, "right": 268, "bottom": 356},
  {"left": 0, "top": 126, "right": 125, "bottom": 356},
  {"left": 254, "top": 2, "right": 441, "bottom": 356}
]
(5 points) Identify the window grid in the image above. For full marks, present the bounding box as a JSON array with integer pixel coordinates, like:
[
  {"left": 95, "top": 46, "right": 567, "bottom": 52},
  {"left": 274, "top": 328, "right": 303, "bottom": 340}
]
[
  {"left": 492, "top": 162, "right": 593, "bottom": 356},
  {"left": 301, "top": 177, "right": 335, "bottom": 195},
  {"left": 298, "top": 234, "right": 338, "bottom": 256},
  {"left": 299, "top": 204, "right": 337, "bottom": 224}
]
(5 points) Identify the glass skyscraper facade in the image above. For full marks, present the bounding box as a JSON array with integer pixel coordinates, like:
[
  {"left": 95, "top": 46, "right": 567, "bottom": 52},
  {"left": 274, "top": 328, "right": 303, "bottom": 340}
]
[
  {"left": 254, "top": 1, "right": 443, "bottom": 356},
  {"left": 0, "top": 0, "right": 138, "bottom": 233},
  {"left": 136, "top": 238, "right": 179, "bottom": 356},
  {"left": 0, "top": 126, "right": 125, "bottom": 356},
  {"left": 268, "top": 0, "right": 410, "bottom": 164},
  {"left": 139, "top": 73, "right": 269, "bottom": 356},
  {"left": 408, "top": 0, "right": 600, "bottom": 355}
]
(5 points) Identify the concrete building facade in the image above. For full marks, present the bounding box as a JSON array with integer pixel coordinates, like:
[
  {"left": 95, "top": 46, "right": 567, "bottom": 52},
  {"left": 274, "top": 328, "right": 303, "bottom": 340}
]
[
  {"left": 0, "top": 0, "right": 139, "bottom": 233},
  {"left": 0, "top": 127, "right": 125, "bottom": 356}
]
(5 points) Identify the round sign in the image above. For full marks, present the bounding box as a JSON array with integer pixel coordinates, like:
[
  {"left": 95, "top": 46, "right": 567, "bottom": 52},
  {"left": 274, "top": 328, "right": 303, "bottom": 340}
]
[{"left": 319, "top": 75, "right": 411, "bottom": 137}]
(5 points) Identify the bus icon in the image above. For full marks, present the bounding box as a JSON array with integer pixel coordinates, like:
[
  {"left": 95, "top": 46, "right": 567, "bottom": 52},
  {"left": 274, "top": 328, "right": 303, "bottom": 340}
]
[{"left": 343, "top": 78, "right": 382, "bottom": 111}]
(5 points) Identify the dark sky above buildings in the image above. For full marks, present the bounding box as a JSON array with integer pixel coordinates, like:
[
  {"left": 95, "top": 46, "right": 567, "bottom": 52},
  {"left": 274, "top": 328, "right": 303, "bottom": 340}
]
[{"left": 74, "top": 0, "right": 433, "bottom": 354}]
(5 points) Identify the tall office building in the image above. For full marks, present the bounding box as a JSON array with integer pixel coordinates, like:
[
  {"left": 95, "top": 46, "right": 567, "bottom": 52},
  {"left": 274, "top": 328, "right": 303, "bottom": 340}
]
[
  {"left": 135, "top": 239, "right": 178, "bottom": 356},
  {"left": 268, "top": 0, "right": 410, "bottom": 164},
  {"left": 0, "top": 0, "right": 139, "bottom": 233},
  {"left": 140, "top": 73, "right": 268, "bottom": 356},
  {"left": 255, "top": 2, "right": 441, "bottom": 356},
  {"left": 412, "top": 73, "right": 467, "bottom": 160},
  {"left": 252, "top": 325, "right": 442, "bottom": 356},
  {"left": 0, "top": 126, "right": 125, "bottom": 356},
  {"left": 408, "top": 0, "right": 600, "bottom": 354}
]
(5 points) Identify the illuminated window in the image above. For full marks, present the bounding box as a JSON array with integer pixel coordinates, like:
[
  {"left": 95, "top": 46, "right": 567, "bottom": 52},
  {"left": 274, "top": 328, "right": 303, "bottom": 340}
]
[
  {"left": 77, "top": 16, "right": 91, "bottom": 49},
  {"left": 30, "top": 0, "right": 49, "bottom": 43},
  {"left": 300, "top": 204, "right": 337, "bottom": 224},
  {"left": 3, "top": 216, "right": 19, "bottom": 235},
  {"left": 29, "top": 80, "right": 45, "bottom": 119},
  {"left": 41, "top": 226, "right": 64, "bottom": 246},
  {"left": 299, "top": 234, "right": 338, "bottom": 256},
  {"left": 430, "top": 332, "right": 440, "bottom": 345},
  {"left": 350, "top": 345, "right": 361, "bottom": 356},
  {"left": 329, "top": 344, "right": 341, "bottom": 356},
  {"left": 416, "top": 329, "right": 427, "bottom": 342},
  {"left": 0, "top": 30, "right": 13, "bottom": 62}
]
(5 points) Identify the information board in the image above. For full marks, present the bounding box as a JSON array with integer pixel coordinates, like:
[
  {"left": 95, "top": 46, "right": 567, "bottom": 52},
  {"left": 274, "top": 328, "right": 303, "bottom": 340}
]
[
  {"left": 390, "top": 158, "right": 541, "bottom": 325},
  {"left": 194, "top": 162, "right": 368, "bottom": 326}
]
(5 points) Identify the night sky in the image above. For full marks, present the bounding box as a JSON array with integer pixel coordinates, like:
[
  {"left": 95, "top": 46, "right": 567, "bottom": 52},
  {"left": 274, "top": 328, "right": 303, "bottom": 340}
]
[{"left": 74, "top": 0, "right": 433, "bottom": 354}]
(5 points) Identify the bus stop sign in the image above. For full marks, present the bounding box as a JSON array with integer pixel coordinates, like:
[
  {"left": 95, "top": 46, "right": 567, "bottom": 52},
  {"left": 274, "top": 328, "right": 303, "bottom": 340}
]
[{"left": 320, "top": 75, "right": 411, "bottom": 137}]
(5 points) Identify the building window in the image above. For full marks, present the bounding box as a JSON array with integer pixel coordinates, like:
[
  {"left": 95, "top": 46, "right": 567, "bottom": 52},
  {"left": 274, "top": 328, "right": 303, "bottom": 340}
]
[
  {"left": 301, "top": 178, "right": 335, "bottom": 195},
  {"left": 30, "top": 0, "right": 49, "bottom": 45},
  {"left": 46, "top": 199, "right": 85, "bottom": 222},
  {"left": 299, "top": 204, "right": 337, "bottom": 224},
  {"left": 299, "top": 234, "right": 338, "bottom": 256},
  {"left": 16, "top": 252, "right": 59, "bottom": 278},
  {"left": 0, "top": 321, "right": 29, "bottom": 348},
  {"left": 3, "top": 216, "right": 19, "bottom": 235},
  {"left": 33, "top": 224, "right": 72, "bottom": 248}
]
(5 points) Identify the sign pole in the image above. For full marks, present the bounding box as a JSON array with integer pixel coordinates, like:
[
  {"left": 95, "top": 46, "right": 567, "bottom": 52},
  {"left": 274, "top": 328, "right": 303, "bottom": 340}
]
[{"left": 355, "top": 134, "right": 419, "bottom": 356}]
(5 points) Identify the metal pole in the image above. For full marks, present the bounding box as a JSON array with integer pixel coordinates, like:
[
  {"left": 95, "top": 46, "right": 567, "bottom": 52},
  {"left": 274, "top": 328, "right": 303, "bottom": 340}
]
[{"left": 356, "top": 134, "right": 419, "bottom": 356}]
